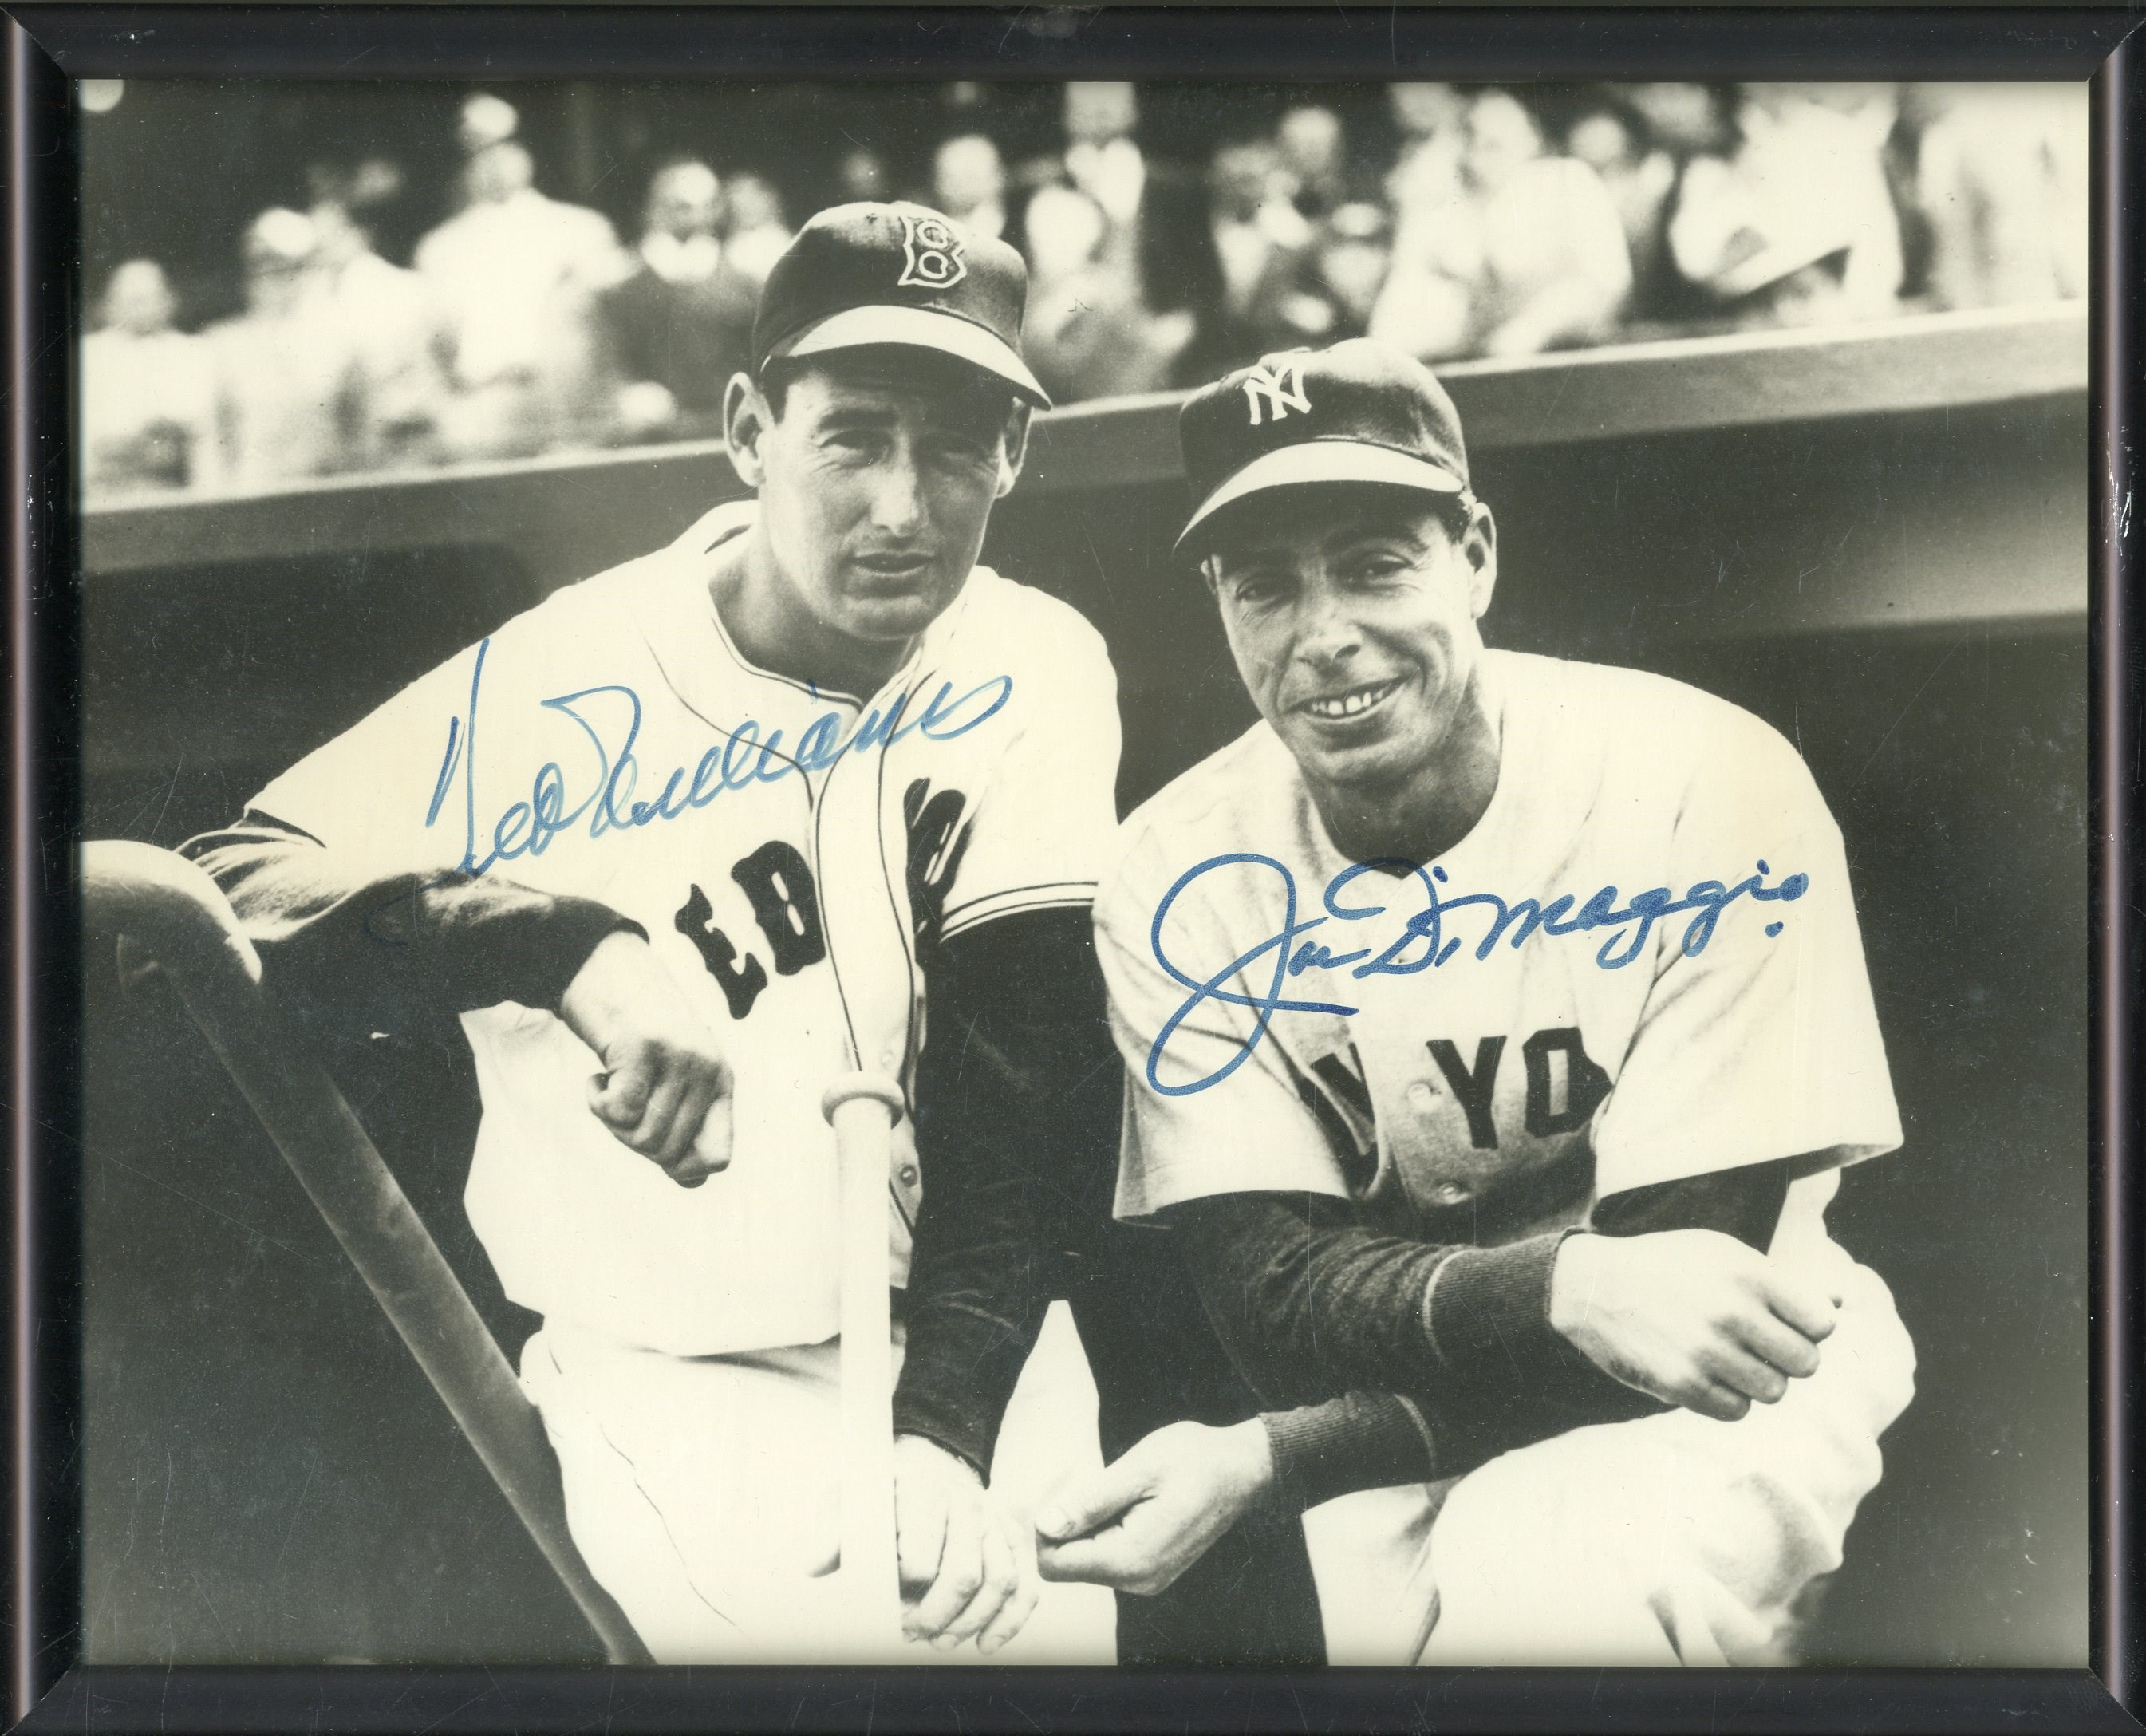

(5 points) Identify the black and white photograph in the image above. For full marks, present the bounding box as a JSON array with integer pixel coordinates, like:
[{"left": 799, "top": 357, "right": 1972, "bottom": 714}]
[{"left": 68, "top": 66, "right": 2093, "bottom": 1675}]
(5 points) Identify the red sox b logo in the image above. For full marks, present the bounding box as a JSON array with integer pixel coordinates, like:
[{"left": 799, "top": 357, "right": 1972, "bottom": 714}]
[{"left": 897, "top": 213, "right": 968, "bottom": 290}]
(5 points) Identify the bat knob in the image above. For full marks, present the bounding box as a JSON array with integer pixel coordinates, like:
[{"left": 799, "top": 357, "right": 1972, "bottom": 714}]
[{"left": 821, "top": 1072, "right": 906, "bottom": 1126}]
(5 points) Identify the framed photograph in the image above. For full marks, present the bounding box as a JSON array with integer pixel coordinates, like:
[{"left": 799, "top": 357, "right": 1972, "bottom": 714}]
[{"left": 7, "top": 6, "right": 2139, "bottom": 1730}]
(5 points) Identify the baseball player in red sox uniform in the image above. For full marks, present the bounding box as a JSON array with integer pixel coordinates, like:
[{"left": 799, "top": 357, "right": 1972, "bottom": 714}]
[
  {"left": 182, "top": 203, "right": 1128, "bottom": 1662},
  {"left": 1036, "top": 339, "right": 1916, "bottom": 1665}
]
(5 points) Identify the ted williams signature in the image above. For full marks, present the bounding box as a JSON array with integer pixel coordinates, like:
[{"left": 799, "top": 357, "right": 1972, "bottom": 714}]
[
  {"left": 1145, "top": 853, "right": 1809, "bottom": 1097},
  {"left": 424, "top": 636, "right": 1012, "bottom": 878}
]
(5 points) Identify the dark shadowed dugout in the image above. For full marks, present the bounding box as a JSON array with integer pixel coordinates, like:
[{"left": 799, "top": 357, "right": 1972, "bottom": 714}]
[{"left": 80, "top": 304, "right": 2088, "bottom": 1666}]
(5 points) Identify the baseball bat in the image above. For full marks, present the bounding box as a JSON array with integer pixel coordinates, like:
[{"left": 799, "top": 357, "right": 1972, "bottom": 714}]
[
  {"left": 820, "top": 1071, "right": 908, "bottom": 1661},
  {"left": 82, "top": 841, "right": 653, "bottom": 1666}
]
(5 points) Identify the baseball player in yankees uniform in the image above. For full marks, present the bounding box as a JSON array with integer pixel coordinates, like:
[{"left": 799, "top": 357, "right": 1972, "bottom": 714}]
[
  {"left": 1036, "top": 339, "right": 1916, "bottom": 1665},
  {"left": 180, "top": 203, "right": 1127, "bottom": 1661}
]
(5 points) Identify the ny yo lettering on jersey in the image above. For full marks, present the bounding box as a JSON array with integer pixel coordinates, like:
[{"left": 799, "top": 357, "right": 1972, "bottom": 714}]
[
  {"left": 1427, "top": 1036, "right": 1505, "bottom": 1149},
  {"left": 1522, "top": 1027, "right": 1612, "bottom": 1138}
]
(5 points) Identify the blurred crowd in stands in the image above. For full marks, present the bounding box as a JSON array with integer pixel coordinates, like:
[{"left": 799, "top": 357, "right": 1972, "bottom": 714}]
[{"left": 81, "top": 79, "right": 2087, "bottom": 500}]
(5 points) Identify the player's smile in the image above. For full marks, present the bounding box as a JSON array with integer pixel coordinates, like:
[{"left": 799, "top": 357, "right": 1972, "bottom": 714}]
[
  {"left": 850, "top": 547, "right": 940, "bottom": 587},
  {"left": 1296, "top": 675, "right": 1406, "bottom": 724}
]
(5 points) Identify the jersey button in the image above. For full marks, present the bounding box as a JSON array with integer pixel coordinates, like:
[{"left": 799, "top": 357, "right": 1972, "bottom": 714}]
[
  {"left": 1430, "top": 1182, "right": 1469, "bottom": 1207},
  {"left": 897, "top": 1164, "right": 920, "bottom": 1187}
]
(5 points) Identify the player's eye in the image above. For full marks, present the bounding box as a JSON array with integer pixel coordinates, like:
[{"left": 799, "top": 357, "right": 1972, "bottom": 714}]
[
  {"left": 1346, "top": 551, "right": 1414, "bottom": 583},
  {"left": 928, "top": 433, "right": 995, "bottom": 468}
]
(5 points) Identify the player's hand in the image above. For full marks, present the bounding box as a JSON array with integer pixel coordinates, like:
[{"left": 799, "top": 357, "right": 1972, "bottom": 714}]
[
  {"left": 1034, "top": 1418, "right": 1274, "bottom": 1598},
  {"left": 557, "top": 931, "right": 733, "bottom": 1186},
  {"left": 1550, "top": 1228, "right": 1843, "bottom": 1422},
  {"left": 894, "top": 1433, "right": 1039, "bottom": 1655}
]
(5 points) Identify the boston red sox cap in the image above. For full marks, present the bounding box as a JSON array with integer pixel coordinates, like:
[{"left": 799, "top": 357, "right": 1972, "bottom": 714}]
[
  {"left": 753, "top": 200, "right": 1050, "bottom": 406},
  {"left": 1176, "top": 338, "right": 1471, "bottom": 554}
]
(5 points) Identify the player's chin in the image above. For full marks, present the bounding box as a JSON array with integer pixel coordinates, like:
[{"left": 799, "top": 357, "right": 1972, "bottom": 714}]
[
  {"left": 838, "top": 578, "right": 960, "bottom": 637},
  {"left": 1279, "top": 710, "right": 1420, "bottom": 789}
]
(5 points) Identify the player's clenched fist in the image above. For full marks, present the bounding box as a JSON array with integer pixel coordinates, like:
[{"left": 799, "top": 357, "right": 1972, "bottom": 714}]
[
  {"left": 557, "top": 931, "right": 733, "bottom": 1186},
  {"left": 894, "top": 1434, "right": 1039, "bottom": 1655},
  {"left": 1549, "top": 1228, "right": 1842, "bottom": 1422}
]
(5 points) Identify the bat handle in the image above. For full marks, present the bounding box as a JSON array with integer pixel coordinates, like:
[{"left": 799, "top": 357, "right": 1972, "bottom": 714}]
[{"left": 822, "top": 1071, "right": 906, "bottom": 1658}]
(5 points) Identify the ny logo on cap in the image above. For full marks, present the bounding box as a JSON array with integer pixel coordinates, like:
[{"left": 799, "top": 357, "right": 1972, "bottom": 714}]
[
  {"left": 897, "top": 213, "right": 968, "bottom": 290},
  {"left": 1241, "top": 358, "right": 1312, "bottom": 426}
]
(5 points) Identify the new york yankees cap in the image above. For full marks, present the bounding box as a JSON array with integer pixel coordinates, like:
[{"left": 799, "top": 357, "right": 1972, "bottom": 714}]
[
  {"left": 753, "top": 201, "right": 1049, "bottom": 406},
  {"left": 1176, "top": 338, "right": 1471, "bottom": 554}
]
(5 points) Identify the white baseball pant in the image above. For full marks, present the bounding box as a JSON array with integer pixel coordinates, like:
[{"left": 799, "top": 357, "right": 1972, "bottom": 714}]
[
  {"left": 1302, "top": 1223, "right": 1917, "bottom": 1667},
  {"left": 520, "top": 1304, "right": 1114, "bottom": 1663}
]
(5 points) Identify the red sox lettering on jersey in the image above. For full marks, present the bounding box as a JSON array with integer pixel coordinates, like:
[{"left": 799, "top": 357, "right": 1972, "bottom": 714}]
[{"left": 255, "top": 499, "right": 1120, "bottom": 1359}]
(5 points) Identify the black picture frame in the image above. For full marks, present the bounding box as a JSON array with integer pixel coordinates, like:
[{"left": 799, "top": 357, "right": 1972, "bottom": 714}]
[{"left": 6, "top": 6, "right": 2140, "bottom": 1730}]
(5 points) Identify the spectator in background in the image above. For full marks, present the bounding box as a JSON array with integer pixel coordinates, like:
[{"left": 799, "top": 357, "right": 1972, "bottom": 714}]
[
  {"left": 306, "top": 159, "right": 448, "bottom": 470},
  {"left": 1276, "top": 104, "right": 1353, "bottom": 221},
  {"left": 1668, "top": 82, "right": 1904, "bottom": 329},
  {"left": 1372, "top": 88, "right": 1631, "bottom": 361},
  {"left": 835, "top": 147, "right": 892, "bottom": 205},
  {"left": 1608, "top": 83, "right": 1742, "bottom": 326},
  {"left": 1021, "top": 183, "right": 1190, "bottom": 403},
  {"left": 1043, "top": 81, "right": 1218, "bottom": 381},
  {"left": 451, "top": 91, "right": 524, "bottom": 214},
  {"left": 202, "top": 210, "right": 365, "bottom": 491},
  {"left": 1914, "top": 84, "right": 2087, "bottom": 311},
  {"left": 1178, "top": 136, "right": 1332, "bottom": 379},
  {"left": 415, "top": 136, "right": 628, "bottom": 460},
  {"left": 1384, "top": 81, "right": 1469, "bottom": 225},
  {"left": 1309, "top": 200, "right": 1394, "bottom": 341},
  {"left": 1060, "top": 81, "right": 1148, "bottom": 245},
  {"left": 1375, "top": 82, "right": 1470, "bottom": 353},
  {"left": 1564, "top": 98, "right": 1682, "bottom": 327},
  {"left": 80, "top": 258, "right": 215, "bottom": 496},
  {"left": 721, "top": 170, "right": 795, "bottom": 288},
  {"left": 599, "top": 159, "right": 759, "bottom": 445},
  {"left": 933, "top": 134, "right": 1012, "bottom": 243}
]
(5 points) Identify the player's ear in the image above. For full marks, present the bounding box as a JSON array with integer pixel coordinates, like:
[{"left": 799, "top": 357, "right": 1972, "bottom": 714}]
[
  {"left": 1462, "top": 497, "right": 1498, "bottom": 619},
  {"left": 723, "top": 371, "right": 771, "bottom": 491},
  {"left": 994, "top": 401, "right": 1033, "bottom": 500}
]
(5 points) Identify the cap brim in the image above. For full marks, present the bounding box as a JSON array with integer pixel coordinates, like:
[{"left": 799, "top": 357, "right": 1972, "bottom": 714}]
[
  {"left": 775, "top": 304, "right": 1050, "bottom": 406},
  {"left": 1176, "top": 440, "right": 1466, "bottom": 554}
]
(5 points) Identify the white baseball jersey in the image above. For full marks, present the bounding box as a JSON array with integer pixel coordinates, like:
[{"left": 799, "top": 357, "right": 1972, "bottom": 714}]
[
  {"left": 1098, "top": 649, "right": 1899, "bottom": 1237},
  {"left": 255, "top": 500, "right": 1121, "bottom": 1356}
]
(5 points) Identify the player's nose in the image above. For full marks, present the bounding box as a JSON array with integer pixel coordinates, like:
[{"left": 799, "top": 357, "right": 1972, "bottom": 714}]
[
  {"left": 1291, "top": 585, "right": 1364, "bottom": 669},
  {"left": 866, "top": 454, "right": 928, "bottom": 537}
]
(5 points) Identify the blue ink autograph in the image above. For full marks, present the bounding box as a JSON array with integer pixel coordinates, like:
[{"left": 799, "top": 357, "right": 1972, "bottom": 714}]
[
  {"left": 1146, "top": 854, "right": 1809, "bottom": 1097},
  {"left": 424, "top": 637, "right": 1012, "bottom": 877}
]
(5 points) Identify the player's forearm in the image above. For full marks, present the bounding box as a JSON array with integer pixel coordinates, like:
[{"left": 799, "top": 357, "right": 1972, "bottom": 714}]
[
  {"left": 180, "top": 810, "right": 641, "bottom": 1033},
  {"left": 1171, "top": 1193, "right": 1659, "bottom": 1471},
  {"left": 895, "top": 907, "right": 1120, "bottom": 1476},
  {"left": 1168, "top": 1191, "right": 1541, "bottom": 1407}
]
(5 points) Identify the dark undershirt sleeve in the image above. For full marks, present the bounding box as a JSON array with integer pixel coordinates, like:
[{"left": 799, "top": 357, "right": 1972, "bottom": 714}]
[
  {"left": 179, "top": 811, "right": 642, "bottom": 1033},
  {"left": 893, "top": 906, "right": 1122, "bottom": 1478},
  {"left": 1182, "top": 1160, "right": 1797, "bottom": 1509}
]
